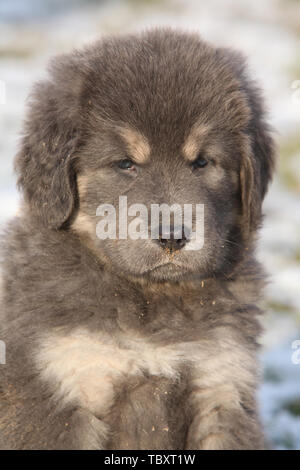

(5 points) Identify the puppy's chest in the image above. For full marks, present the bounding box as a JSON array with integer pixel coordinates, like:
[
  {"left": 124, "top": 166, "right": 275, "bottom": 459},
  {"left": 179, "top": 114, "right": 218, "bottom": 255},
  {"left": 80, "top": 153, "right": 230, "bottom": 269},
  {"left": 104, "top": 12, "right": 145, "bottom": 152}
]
[
  {"left": 114, "top": 293, "right": 208, "bottom": 332},
  {"left": 35, "top": 329, "right": 198, "bottom": 416}
]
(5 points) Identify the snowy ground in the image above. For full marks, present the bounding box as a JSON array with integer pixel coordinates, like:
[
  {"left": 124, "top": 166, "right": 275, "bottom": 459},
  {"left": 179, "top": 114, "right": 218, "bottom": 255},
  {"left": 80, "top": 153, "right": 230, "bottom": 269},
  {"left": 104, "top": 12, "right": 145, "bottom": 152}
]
[{"left": 0, "top": 0, "right": 300, "bottom": 449}]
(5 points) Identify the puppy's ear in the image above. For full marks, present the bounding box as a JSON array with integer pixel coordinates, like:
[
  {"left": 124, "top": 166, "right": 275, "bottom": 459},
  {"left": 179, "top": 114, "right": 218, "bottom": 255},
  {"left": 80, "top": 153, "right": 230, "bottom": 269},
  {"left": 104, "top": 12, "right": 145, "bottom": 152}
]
[
  {"left": 218, "top": 47, "right": 276, "bottom": 238},
  {"left": 15, "top": 55, "right": 85, "bottom": 229},
  {"left": 239, "top": 148, "right": 259, "bottom": 237},
  {"left": 239, "top": 116, "right": 275, "bottom": 239}
]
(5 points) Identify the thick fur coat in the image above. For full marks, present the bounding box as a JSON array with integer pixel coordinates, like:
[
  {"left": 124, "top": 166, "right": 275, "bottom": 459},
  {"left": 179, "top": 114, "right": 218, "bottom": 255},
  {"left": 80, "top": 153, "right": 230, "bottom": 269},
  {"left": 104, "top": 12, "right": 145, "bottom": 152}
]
[{"left": 0, "top": 29, "right": 275, "bottom": 450}]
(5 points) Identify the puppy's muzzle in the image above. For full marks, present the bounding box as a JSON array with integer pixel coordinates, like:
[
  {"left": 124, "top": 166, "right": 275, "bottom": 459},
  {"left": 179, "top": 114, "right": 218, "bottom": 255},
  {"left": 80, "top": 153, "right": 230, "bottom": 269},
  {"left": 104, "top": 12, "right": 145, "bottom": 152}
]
[{"left": 156, "top": 224, "right": 189, "bottom": 252}]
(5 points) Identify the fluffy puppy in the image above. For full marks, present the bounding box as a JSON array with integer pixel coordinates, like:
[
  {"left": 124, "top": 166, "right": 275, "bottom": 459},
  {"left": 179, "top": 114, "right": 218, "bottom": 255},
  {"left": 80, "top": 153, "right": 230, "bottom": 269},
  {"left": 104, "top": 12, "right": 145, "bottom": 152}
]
[{"left": 0, "top": 28, "right": 275, "bottom": 450}]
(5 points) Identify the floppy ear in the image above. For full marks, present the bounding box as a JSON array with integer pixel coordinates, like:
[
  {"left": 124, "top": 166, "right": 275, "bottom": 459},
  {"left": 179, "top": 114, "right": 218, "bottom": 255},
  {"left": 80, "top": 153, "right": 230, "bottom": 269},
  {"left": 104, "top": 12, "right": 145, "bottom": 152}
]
[
  {"left": 239, "top": 148, "right": 259, "bottom": 237},
  {"left": 15, "top": 55, "right": 85, "bottom": 229},
  {"left": 217, "top": 47, "right": 276, "bottom": 239},
  {"left": 239, "top": 101, "right": 276, "bottom": 239}
]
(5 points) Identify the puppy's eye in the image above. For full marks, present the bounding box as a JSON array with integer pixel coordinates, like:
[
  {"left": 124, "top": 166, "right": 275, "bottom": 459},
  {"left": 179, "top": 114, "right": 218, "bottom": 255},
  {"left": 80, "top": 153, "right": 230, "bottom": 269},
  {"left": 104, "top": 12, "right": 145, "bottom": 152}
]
[
  {"left": 117, "top": 159, "right": 136, "bottom": 171},
  {"left": 191, "top": 154, "right": 208, "bottom": 170}
]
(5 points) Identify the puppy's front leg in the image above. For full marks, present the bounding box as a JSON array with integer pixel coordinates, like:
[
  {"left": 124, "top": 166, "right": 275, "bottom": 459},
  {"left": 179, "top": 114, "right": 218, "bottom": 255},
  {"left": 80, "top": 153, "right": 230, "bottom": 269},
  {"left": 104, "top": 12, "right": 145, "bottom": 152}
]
[
  {"left": 53, "top": 407, "right": 109, "bottom": 450},
  {"left": 106, "top": 378, "right": 183, "bottom": 450},
  {"left": 185, "top": 330, "right": 265, "bottom": 450},
  {"left": 0, "top": 383, "right": 110, "bottom": 450}
]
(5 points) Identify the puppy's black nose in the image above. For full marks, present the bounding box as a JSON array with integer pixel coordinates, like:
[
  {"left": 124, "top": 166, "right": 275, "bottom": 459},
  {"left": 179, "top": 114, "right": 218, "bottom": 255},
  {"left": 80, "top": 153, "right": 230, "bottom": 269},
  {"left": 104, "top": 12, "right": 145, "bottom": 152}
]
[{"left": 157, "top": 225, "right": 187, "bottom": 252}]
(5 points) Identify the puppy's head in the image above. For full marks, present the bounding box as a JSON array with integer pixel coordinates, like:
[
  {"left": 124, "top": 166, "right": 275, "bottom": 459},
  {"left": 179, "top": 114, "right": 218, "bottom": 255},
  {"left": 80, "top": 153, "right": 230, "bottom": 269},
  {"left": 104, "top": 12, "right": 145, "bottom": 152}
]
[{"left": 16, "top": 29, "right": 275, "bottom": 282}]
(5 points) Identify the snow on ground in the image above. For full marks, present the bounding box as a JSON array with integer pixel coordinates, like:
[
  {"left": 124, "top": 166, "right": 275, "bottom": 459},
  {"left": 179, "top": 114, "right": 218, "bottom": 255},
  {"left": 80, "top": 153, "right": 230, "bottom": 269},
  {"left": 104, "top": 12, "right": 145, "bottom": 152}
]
[{"left": 0, "top": 0, "right": 300, "bottom": 449}]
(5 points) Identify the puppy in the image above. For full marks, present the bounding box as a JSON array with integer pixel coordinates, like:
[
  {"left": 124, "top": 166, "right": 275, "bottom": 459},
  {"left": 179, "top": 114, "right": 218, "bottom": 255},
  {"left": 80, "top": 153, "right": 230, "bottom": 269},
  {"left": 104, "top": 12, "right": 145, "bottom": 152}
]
[{"left": 0, "top": 28, "right": 275, "bottom": 450}]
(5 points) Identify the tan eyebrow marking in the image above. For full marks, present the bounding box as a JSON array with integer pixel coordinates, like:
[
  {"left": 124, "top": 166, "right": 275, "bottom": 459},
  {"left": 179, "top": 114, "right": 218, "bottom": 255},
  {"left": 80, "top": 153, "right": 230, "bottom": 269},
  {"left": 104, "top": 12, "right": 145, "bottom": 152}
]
[
  {"left": 77, "top": 174, "right": 90, "bottom": 196},
  {"left": 182, "top": 123, "right": 211, "bottom": 161},
  {"left": 118, "top": 126, "right": 150, "bottom": 164},
  {"left": 72, "top": 211, "right": 95, "bottom": 237}
]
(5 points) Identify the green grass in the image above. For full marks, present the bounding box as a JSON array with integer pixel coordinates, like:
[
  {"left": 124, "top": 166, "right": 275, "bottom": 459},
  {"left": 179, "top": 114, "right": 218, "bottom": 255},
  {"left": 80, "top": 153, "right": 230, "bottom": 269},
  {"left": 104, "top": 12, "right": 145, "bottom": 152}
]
[
  {"left": 279, "top": 136, "right": 300, "bottom": 193},
  {"left": 264, "top": 366, "right": 283, "bottom": 383},
  {"left": 283, "top": 398, "right": 300, "bottom": 417},
  {"left": 0, "top": 46, "right": 35, "bottom": 59},
  {"left": 266, "top": 300, "right": 295, "bottom": 314}
]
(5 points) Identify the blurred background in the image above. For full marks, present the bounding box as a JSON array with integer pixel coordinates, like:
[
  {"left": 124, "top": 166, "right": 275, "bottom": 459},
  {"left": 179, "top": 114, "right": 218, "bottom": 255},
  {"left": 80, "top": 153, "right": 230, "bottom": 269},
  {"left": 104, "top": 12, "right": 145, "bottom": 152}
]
[{"left": 0, "top": 0, "right": 299, "bottom": 449}]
